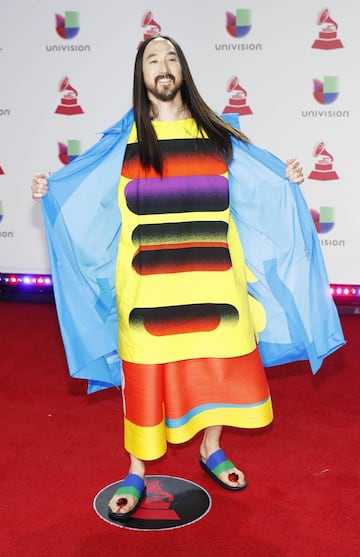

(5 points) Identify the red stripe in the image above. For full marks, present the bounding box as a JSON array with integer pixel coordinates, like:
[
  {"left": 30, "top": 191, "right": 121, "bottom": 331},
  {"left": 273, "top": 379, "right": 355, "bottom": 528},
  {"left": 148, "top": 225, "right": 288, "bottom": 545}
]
[
  {"left": 135, "top": 242, "right": 229, "bottom": 252},
  {"left": 123, "top": 153, "right": 226, "bottom": 178},
  {"left": 144, "top": 315, "right": 220, "bottom": 335},
  {"left": 122, "top": 351, "right": 269, "bottom": 426}
]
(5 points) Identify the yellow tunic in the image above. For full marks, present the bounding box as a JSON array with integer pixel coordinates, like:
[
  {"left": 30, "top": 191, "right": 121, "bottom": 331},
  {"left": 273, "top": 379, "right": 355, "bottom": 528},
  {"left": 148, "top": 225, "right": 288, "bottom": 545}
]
[{"left": 116, "top": 119, "right": 272, "bottom": 460}]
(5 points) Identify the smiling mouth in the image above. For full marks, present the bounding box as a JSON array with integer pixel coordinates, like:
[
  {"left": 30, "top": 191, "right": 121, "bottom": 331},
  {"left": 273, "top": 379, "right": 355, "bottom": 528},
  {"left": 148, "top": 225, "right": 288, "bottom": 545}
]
[{"left": 156, "top": 74, "right": 174, "bottom": 85}]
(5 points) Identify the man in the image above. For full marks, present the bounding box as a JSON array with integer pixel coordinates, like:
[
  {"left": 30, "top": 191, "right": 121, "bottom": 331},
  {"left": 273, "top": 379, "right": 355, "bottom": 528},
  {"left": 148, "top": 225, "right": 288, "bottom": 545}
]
[{"left": 32, "top": 36, "right": 344, "bottom": 520}]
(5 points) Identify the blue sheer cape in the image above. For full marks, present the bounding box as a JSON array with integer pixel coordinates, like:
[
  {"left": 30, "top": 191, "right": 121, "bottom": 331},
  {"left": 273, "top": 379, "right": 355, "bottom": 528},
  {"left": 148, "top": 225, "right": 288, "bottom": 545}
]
[{"left": 41, "top": 109, "right": 345, "bottom": 393}]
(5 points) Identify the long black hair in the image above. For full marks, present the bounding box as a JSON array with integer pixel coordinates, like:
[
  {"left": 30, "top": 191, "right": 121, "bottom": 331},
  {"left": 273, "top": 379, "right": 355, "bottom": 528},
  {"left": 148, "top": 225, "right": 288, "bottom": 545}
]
[{"left": 133, "top": 35, "right": 249, "bottom": 175}]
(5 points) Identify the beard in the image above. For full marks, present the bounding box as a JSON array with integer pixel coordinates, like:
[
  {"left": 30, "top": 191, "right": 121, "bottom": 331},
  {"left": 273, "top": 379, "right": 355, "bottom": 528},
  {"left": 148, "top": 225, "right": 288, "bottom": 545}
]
[{"left": 147, "top": 74, "right": 182, "bottom": 101}]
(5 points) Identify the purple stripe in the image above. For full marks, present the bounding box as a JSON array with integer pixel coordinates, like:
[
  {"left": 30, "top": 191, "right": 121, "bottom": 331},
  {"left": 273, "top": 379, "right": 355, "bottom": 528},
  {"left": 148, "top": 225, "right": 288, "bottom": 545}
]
[{"left": 125, "top": 175, "right": 229, "bottom": 215}]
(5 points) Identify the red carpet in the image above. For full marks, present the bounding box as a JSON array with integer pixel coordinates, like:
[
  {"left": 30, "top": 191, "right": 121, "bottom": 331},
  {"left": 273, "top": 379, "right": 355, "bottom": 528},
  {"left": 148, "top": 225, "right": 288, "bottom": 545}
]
[{"left": 0, "top": 301, "right": 359, "bottom": 557}]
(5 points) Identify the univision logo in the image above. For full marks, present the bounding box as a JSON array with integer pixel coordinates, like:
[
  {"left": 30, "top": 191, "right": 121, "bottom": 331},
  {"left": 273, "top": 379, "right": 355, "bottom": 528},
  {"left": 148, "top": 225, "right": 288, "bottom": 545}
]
[
  {"left": 0, "top": 200, "right": 15, "bottom": 238},
  {"left": 55, "top": 11, "right": 80, "bottom": 39},
  {"left": 216, "top": 9, "right": 262, "bottom": 52},
  {"left": 58, "top": 140, "right": 81, "bottom": 164},
  {"left": 226, "top": 9, "right": 251, "bottom": 38},
  {"left": 46, "top": 12, "right": 91, "bottom": 52},
  {"left": 313, "top": 76, "right": 339, "bottom": 105},
  {"left": 311, "top": 206, "right": 335, "bottom": 233},
  {"left": 301, "top": 75, "right": 348, "bottom": 117}
]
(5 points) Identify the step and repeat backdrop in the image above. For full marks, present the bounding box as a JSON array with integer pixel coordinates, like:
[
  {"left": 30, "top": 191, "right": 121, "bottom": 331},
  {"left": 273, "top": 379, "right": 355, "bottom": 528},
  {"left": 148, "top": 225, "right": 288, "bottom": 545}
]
[{"left": 0, "top": 1, "right": 358, "bottom": 283}]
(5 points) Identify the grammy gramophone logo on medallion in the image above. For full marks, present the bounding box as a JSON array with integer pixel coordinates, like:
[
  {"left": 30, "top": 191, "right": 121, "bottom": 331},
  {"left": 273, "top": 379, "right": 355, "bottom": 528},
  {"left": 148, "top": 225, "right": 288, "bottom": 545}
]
[{"left": 94, "top": 475, "right": 212, "bottom": 531}]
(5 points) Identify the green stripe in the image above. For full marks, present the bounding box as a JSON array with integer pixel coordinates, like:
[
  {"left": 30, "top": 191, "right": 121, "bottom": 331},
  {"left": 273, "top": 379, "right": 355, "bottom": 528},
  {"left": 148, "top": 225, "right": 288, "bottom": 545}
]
[
  {"left": 115, "top": 486, "right": 140, "bottom": 499},
  {"left": 213, "top": 459, "right": 234, "bottom": 476}
]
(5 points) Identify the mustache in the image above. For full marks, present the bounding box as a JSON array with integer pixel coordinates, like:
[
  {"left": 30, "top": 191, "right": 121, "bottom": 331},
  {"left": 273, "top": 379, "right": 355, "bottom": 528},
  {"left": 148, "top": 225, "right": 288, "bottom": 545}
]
[{"left": 155, "top": 73, "right": 175, "bottom": 85}]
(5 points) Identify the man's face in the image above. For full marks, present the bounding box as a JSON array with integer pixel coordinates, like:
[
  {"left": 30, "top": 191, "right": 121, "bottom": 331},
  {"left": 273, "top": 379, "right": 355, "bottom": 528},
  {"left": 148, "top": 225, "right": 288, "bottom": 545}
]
[{"left": 142, "top": 38, "right": 183, "bottom": 102}]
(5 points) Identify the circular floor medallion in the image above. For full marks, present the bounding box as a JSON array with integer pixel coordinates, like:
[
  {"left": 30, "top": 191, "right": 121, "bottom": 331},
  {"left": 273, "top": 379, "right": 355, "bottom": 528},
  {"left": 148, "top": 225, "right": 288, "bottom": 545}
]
[{"left": 93, "top": 475, "right": 212, "bottom": 531}]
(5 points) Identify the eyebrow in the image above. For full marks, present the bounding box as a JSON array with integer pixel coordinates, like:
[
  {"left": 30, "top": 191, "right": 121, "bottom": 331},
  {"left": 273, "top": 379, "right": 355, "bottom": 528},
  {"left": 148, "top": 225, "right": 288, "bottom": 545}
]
[{"left": 145, "top": 49, "right": 178, "bottom": 60}]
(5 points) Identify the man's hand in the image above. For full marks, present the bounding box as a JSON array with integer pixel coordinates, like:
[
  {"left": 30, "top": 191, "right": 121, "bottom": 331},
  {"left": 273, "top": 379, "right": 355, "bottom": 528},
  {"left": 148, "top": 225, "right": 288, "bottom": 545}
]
[
  {"left": 31, "top": 173, "right": 49, "bottom": 202},
  {"left": 285, "top": 158, "right": 304, "bottom": 184}
]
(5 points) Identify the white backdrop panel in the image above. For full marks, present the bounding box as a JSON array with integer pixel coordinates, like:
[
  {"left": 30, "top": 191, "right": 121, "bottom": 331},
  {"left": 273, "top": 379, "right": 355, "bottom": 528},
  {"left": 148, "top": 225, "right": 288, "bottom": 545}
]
[{"left": 0, "top": 1, "right": 358, "bottom": 283}]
